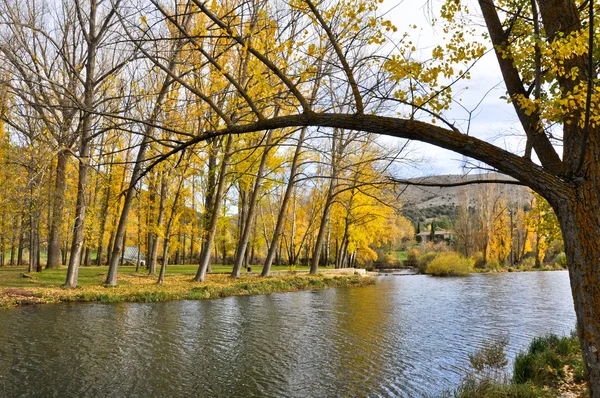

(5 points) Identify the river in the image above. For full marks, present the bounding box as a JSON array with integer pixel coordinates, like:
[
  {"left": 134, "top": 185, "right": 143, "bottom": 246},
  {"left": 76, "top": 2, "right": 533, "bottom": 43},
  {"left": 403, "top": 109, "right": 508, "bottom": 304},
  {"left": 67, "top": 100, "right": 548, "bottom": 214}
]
[{"left": 0, "top": 271, "right": 575, "bottom": 397}]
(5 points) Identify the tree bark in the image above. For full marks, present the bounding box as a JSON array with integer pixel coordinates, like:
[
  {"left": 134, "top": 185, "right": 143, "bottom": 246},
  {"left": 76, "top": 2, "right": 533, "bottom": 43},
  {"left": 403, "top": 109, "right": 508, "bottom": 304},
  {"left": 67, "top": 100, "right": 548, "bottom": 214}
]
[{"left": 555, "top": 189, "right": 600, "bottom": 395}]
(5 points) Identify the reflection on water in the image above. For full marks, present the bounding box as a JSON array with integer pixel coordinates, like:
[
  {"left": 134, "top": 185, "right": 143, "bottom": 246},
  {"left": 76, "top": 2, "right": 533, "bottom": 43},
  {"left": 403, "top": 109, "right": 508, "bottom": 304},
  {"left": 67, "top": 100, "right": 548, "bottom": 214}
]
[{"left": 0, "top": 271, "right": 575, "bottom": 397}]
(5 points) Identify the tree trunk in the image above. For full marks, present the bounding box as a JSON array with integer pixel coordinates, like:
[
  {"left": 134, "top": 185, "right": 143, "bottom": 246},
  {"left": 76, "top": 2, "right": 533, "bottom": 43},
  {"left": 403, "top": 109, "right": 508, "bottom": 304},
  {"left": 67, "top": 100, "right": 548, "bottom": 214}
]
[
  {"left": 194, "top": 135, "right": 233, "bottom": 282},
  {"left": 262, "top": 128, "right": 306, "bottom": 276},
  {"left": 157, "top": 174, "right": 185, "bottom": 284},
  {"left": 47, "top": 150, "right": 68, "bottom": 269},
  {"left": 231, "top": 131, "right": 273, "bottom": 278},
  {"left": 556, "top": 194, "right": 600, "bottom": 395},
  {"left": 64, "top": 0, "right": 99, "bottom": 288},
  {"left": 309, "top": 189, "right": 335, "bottom": 274},
  {"left": 105, "top": 68, "right": 181, "bottom": 286},
  {"left": 149, "top": 173, "right": 167, "bottom": 275}
]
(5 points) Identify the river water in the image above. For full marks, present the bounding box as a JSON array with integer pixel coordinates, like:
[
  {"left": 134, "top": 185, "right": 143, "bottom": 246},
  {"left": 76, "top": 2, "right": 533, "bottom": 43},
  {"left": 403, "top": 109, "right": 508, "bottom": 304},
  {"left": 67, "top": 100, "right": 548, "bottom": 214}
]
[{"left": 0, "top": 271, "right": 575, "bottom": 397}]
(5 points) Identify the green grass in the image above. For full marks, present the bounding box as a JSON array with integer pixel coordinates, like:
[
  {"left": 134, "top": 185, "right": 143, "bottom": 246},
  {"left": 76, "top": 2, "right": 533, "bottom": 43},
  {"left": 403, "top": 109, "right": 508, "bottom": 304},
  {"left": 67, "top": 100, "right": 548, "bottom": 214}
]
[
  {"left": 390, "top": 251, "right": 407, "bottom": 261},
  {"left": 451, "top": 332, "right": 588, "bottom": 398},
  {"left": 0, "top": 263, "right": 363, "bottom": 309},
  {"left": 513, "top": 333, "right": 585, "bottom": 388},
  {"left": 0, "top": 264, "right": 315, "bottom": 288}
]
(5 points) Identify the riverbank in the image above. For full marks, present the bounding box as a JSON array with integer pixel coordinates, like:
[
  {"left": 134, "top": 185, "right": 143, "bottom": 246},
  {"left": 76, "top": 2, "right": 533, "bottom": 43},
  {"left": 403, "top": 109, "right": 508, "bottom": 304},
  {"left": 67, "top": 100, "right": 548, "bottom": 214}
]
[
  {"left": 0, "top": 266, "right": 374, "bottom": 309},
  {"left": 408, "top": 250, "right": 567, "bottom": 277},
  {"left": 452, "top": 333, "right": 587, "bottom": 398}
]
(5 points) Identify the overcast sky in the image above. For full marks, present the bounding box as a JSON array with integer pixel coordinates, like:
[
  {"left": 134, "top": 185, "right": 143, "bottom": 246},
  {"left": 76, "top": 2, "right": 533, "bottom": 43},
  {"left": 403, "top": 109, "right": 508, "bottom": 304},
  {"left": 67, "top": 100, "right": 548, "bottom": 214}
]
[{"left": 379, "top": 0, "right": 531, "bottom": 177}]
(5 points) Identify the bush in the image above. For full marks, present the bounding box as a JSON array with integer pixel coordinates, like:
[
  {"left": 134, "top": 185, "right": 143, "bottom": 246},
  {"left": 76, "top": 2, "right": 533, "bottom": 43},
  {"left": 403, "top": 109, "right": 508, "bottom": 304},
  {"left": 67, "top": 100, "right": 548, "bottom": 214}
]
[
  {"left": 471, "top": 252, "right": 485, "bottom": 269},
  {"left": 486, "top": 258, "right": 501, "bottom": 270},
  {"left": 512, "top": 333, "right": 583, "bottom": 388},
  {"left": 417, "top": 252, "right": 438, "bottom": 274},
  {"left": 545, "top": 240, "right": 564, "bottom": 261},
  {"left": 403, "top": 249, "right": 419, "bottom": 268},
  {"left": 425, "top": 252, "right": 474, "bottom": 276},
  {"left": 519, "top": 257, "right": 536, "bottom": 269},
  {"left": 552, "top": 252, "right": 567, "bottom": 268},
  {"left": 452, "top": 332, "right": 585, "bottom": 398},
  {"left": 453, "top": 337, "right": 553, "bottom": 398}
]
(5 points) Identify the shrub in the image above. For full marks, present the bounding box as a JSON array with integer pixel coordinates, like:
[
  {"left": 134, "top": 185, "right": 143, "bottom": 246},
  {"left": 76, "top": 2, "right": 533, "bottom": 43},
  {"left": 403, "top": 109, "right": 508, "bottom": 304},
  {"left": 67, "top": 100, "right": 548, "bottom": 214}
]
[
  {"left": 519, "top": 257, "right": 536, "bottom": 269},
  {"left": 545, "top": 240, "right": 564, "bottom": 261},
  {"left": 486, "top": 258, "right": 501, "bottom": 270},
  {"left": 454, "top": 332, "right": 584, "bottom": 398},
  {"left": 471, "top": 252, "right": 485, "bottom": 269},
  {"left": 552, "top": 252, "right": 567, "bottom": 268},
  {"left": 416, "top": 252, "right": 438, "bottom": 274},
  {"left": 468, "top": 337, "right": 509, "bottom": 377},
  {"left": 425, "top": 252, "right": 473, "bottom": 276},
  {"left": 453, "top": 336, "right": 553, "bottom": 398},
  {"left": 403, "top": 249, "right": 419, "bottom": 268},
  {"left": 512, "top": 333, "right": 583, "bottom": 388}
]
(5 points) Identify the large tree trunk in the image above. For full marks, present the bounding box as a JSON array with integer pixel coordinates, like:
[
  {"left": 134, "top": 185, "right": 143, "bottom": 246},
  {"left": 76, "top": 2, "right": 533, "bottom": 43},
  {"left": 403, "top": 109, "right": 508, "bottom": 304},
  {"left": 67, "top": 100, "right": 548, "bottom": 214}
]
[
  {"left": 46, "top": 150, "right": 68, "bottom": 269},
  {"left": 555, "top": 193, "right": 600, "bottom": 394}
]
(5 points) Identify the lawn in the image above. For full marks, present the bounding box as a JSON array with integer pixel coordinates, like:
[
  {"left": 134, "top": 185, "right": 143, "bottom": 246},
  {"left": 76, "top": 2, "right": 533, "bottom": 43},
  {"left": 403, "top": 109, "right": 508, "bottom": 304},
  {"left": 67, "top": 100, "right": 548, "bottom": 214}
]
[
  {"left": 0, "top": 263, "right": 360, "bottom": 309},
  {"left": 0, "top": 264, "right": 316, "bottom": 288}
]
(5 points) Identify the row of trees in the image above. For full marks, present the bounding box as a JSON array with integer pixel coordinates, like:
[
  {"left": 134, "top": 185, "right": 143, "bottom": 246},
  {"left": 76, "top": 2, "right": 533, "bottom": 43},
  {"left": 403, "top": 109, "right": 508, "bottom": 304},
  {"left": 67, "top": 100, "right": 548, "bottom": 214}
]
[
  {"left": 0, "top": 0, "right": 414, "bottom": 285},
  {"left": 447, "top": 187, "right": 562, "bottom": 268}
]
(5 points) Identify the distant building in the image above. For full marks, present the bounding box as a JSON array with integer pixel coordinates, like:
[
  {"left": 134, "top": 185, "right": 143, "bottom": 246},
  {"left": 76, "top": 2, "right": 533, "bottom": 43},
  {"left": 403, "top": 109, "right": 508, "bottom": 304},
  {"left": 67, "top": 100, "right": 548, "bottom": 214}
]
[
  {"left": 123, "top": 246, "right": 145, "bottom": 264},
  {"left": 416, "top": 229, "right": 453, "bottom": 243}
]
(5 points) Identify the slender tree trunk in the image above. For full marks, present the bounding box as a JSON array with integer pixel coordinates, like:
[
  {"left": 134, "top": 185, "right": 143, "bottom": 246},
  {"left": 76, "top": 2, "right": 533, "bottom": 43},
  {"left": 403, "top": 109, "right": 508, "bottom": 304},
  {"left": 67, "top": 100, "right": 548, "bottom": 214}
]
[
  {"left": 149, "top": 173, "right": 167, "bottom": 275},
  {"left": 65, "top": 0, "right": 99, "bottom": 288},
  {"left": 310, "top": 188, "right": 335, "bottom": 274},
  {"left": 17, "top": 223, "right": 24, "bottom": 266},
  {"left": 47, "top": 150, "right": 68, "bottom": 269},
  {"left": 157, "top": 174, "right": 185, "bottom": 284},
  {"left": 194, "top": 135, "right": 233, "bottom": 282},
  {"left": 84, "top": 246, "right": 90, "bottom": 266},
  {"left": 105, "top": 66, "right": 181, "bottom": 286},
  {"left": 262, "top": 128, "right": 306, "bottom": 276},
  {"left": 231, "top": 131, "right": 273, "bottom": 278}
]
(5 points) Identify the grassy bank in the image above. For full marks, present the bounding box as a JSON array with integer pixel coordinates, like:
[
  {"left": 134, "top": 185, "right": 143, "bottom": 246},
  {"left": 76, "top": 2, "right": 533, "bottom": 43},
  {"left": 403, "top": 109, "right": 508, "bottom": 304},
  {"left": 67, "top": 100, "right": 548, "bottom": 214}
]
[
  {"left": 0, "top": 265, "right": 373, "bottom": 309},
  {"left": 451, "top": 332, "right": 587, "bottom": 397}
]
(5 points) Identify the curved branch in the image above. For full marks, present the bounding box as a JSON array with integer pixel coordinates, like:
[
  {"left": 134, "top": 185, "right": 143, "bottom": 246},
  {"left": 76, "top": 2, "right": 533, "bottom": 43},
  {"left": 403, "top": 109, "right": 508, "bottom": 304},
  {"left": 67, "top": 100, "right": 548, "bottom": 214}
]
[
  {"left": 389, "top": 177, "right": 526, "bottom": 188},
  {"left": 154, "top": 112, "right": 567, "bottom": 200}
]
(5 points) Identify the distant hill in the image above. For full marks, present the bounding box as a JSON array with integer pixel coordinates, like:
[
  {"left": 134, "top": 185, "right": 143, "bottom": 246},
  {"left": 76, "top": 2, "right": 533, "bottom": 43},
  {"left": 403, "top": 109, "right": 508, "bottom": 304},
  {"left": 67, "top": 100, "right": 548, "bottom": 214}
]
[{"left": 396, "top": 173, "right": 532, "bottom": 224}]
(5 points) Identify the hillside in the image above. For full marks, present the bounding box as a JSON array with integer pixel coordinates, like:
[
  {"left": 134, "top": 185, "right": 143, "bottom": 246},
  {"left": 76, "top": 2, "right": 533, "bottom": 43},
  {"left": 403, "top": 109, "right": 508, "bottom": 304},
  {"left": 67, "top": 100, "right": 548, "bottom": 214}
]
[{"left": 397, "top": 173, "right": 532, "bottom": 224}]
